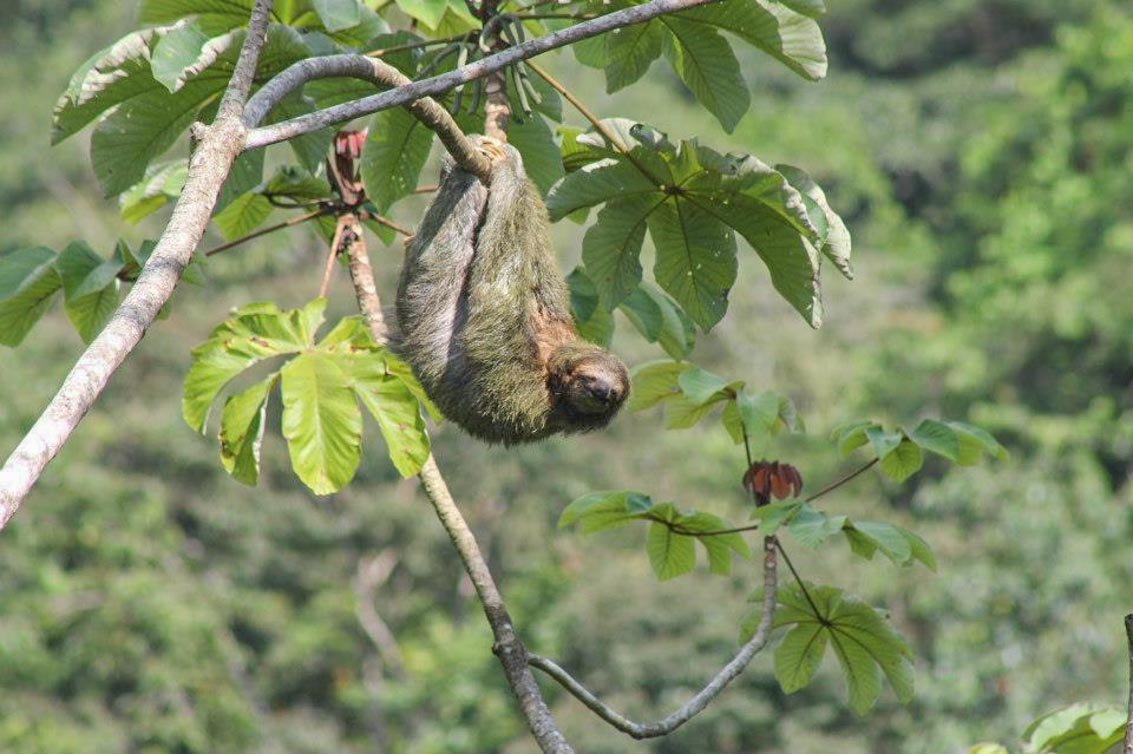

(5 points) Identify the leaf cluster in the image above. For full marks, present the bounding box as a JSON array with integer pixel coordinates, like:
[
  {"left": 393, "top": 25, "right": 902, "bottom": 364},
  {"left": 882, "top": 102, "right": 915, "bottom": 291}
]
[{"left": 182, "top": 298, "right": 434, "bottom": 493}]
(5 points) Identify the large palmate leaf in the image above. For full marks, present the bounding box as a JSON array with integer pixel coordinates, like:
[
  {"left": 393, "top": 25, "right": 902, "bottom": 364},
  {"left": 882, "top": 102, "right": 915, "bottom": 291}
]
[
  {"left": 769, "top": 583, "right": 914, "bottom": 715},
  {"left": 183, "top": 300, "right": 432, "bottom": 493},
  {"left": 548, "top": 125, "right": 850, "bottom": 329},
  {"left": 182, "top": 299, "right": 325, "bottom": 433}
]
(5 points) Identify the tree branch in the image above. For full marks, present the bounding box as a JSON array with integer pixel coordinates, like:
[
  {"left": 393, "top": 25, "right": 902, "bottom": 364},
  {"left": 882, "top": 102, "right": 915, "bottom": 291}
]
[
  {"left": 528, "top": 537, "right": 778, "bottom": 739},
  {"left": 244, "top": 55, "right": 492, "bottom": 181},
  {"left": 244, "top": 0, "right": 718, "bottom": 151},
  {"left": 344, "top": 225, "right": 574, "bottom": 754},
  {"left": 0, "top": 0, "right": 276, "bottom": 530}
]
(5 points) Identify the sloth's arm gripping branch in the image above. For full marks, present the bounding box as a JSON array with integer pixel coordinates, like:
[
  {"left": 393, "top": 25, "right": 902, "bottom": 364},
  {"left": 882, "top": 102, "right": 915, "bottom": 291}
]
[{"left": 528, "top": 538, "right": 779, "bottom": 739}]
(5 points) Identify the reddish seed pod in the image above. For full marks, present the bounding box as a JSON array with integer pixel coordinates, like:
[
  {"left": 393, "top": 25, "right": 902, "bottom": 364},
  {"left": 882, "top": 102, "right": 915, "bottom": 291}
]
[{"left": 743, "top": 461, "right": 803, "bottom": 507}]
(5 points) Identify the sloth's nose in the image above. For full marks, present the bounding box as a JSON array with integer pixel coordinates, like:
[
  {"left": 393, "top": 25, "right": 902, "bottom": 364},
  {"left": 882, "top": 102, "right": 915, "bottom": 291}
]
[{"left": 592, "top": 383, "right": 620, "bottom": 403}]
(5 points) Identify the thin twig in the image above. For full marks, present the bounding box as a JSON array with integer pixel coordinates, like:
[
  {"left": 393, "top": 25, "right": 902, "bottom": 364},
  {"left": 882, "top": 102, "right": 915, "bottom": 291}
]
[
  {"left": 359, "top": 210, "right": 414, "bottom": 237},
  {"left": 0, "top": 0, "right": 276, "bottom": 529},
  {"left": 365, "top": 34, "right": 468, "bottom": 58},
  {"left": 804, "top": 458, "right": 879, "bottom": 503},
  {"left": 522, "top": 60, "right": 624, "bottom": 150},
  {"left": 529, "top": 538, "right": 778, "bottom": 738},
  {"left": 318, "top": 215, "right": 349, "bottom": 298},
  {"left": 244, "top": 0, "right": 720, "bottom": 150},
  {"left": 205, "top": 207, "right": 331, "bottom": 257},
  {"left": 354, "top": 549, "right": 406, "bottom": 678},
  {"left": 774, "top": 539, "right": 821, "bottom": 618}
]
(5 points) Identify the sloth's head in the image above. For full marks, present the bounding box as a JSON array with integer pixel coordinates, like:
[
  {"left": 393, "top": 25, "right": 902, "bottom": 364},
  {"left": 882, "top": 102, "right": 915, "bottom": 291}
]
[{"left": 547, "top": 344, "right": 630, "bottom": 430}]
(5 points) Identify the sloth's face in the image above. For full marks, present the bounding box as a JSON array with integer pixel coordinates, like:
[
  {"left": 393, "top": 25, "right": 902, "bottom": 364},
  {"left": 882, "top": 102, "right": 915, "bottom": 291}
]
[{"left": 561, "top": 355, "right": 630, "bottom": 419}]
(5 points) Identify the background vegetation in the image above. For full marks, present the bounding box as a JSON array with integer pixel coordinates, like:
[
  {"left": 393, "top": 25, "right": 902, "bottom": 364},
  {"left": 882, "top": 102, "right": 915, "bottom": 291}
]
[{"left": 1, "top": 1, "right": 1131, "bottom": 752}]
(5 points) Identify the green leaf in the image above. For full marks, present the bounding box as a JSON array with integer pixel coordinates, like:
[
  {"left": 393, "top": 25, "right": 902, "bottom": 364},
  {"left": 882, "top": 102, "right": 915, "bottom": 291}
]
[
  {"left": 394, "top": 0, "right": 448, "bottom": 29},
  {"left": 660, "top": 17, "right": 750, "bottom": 133},
  {"left": 774, "top": 583, "right": 914, "bottom": 715},
  {"left": 677, "top": 366, "right": 731, "bottom": 404},
  {"left": 348, "top": 356, "right": 431, "bottom": 478},
  {"left": 879, "top": 439, "right": 923, "bottom": 482},
  {"left": 647, "top": 519, "right": 696, "bottom": 580},
  {"left": 787, "top": 505, "right": 846, "bottom": 548},
  {"left": 361, "top": 107, "right": 435, "bottom": 214},
  {"left": 219, "top": 376, "right": 276, "bottom": 485},
  {"left": 215, "top": 149, "right": 266, "bottom": 213},
  {"left": 580, "top": 194, "right": 657, "bottom": 308},
  {"left": 281, "top": 352, "right": 363, "bottom": 495},
  {"left": 1024, "top": 704, "right": 1126, "bottom": 754},
  {"left": 843, "top": 520, "right": 912, "bottom": 565},
  {"left": 777, "top": 163, "right": 852, "bottom": 277},
  {"left": 263, "top": 166, "right": 333, "bottom": 203},
  {"left": 567, "top": 267, "right": 614, "bottom": 346},
  {"left": 679, "top": 0, "right": 827, "bottom": 81},
  {"left": 865, "top": 426, "right": 903, "bottom": 460},
  {"left": 91, "top": 78, "right": 221, "bottom": 197},
  {"left": 908, "top": 419, "right": 961, "bottom": 462},
  {"left": 119, "top": 159, "right": 189, "bottom": 223},
  {"left": 313, "top": 0, "right": 362, "bottom": 32},
  {"left": 676, "top": 510, "right": 751, "bottom": 574},
  {"left": 182, "top": 299, "right": 325, "bottom": 433},
  {"left": 949, "top": 421, "right": 1008, "bottom": 462},
  {"left": 0, "top": 248, "right": 63, "bottom": 346},
  {"left": 212, "top": 192, "right": 274, "bottom": 241},
  {"left": 53, "top": 26, "right": 173, "bottom": 144},
  {"left": 546, "top": 159, "right": 658, "bottom": 221},
  {"left": 649, "top": 199, "right": 737, "bottom": 330},
  {"left": 55, "top": 242, "right": 123, "bottom": 343},
  {"left": 749, "top": 500, "right": 802, "bottom": 535},
  {"left": 620, "top": 284, "right": 696, "bottom": 359},
  {"left": 151, "top": 22, "right": 236, "bottom": 92},
  {"left": 508, "top": 114, "right": 565, "bottom": 196},
  {"left": 831, "top": 420, "right": 878, "bottom": 457},
  {"left": 558, "top": 490, "right": 655, "bottom": 533},
  {"left": 775, "top": 621, "right": 828, "bottom": 692},
  {"left": 602, "top": 19, "right": 665, "bottom": 92},
  {"left": 627, "top": 360, "right": 688, "bottom": 412}
]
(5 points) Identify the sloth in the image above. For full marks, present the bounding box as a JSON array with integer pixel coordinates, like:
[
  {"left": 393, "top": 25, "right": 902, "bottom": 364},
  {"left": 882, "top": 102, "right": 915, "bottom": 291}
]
[{"left": 395, "top": 138, "right": 629, "bottom": 444}]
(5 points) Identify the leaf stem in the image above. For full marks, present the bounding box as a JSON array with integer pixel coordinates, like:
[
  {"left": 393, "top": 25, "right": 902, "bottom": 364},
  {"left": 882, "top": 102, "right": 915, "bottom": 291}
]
[
  {"left": 774, "top": 539, "right": 822, "bottom": 618},
  {"left": 804, "top": 458, "right": 879, "bottom": 503},
  {"left": 204, "top": 207, "right": 331, "bottom": 257}
]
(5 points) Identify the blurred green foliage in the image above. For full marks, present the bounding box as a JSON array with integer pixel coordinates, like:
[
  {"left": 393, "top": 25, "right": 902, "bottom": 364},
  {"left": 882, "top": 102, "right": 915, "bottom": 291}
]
[{"left": 1, "top": 1, "right": 1131, "bottom": 753}]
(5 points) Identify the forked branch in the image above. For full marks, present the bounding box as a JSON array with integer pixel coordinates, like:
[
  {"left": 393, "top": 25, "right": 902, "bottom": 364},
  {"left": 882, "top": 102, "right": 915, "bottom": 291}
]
[{"left": 528, "top": 538, "right": 779, "bottom": 738}]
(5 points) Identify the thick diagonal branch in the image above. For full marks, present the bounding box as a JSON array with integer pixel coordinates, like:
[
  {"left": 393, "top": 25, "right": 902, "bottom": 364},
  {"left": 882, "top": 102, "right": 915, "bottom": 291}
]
[
  {"left": 244, "top": 0, "right": 718, "bottom": 150},
  {"left": 528, "top": 537, "right": 779, "bottom": 739},
  {"left": 344, "top": 230, "right": 574, "bottom": 754},
  {"left": 0, "top": 0, "right": 276, "bottom": 530}
]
